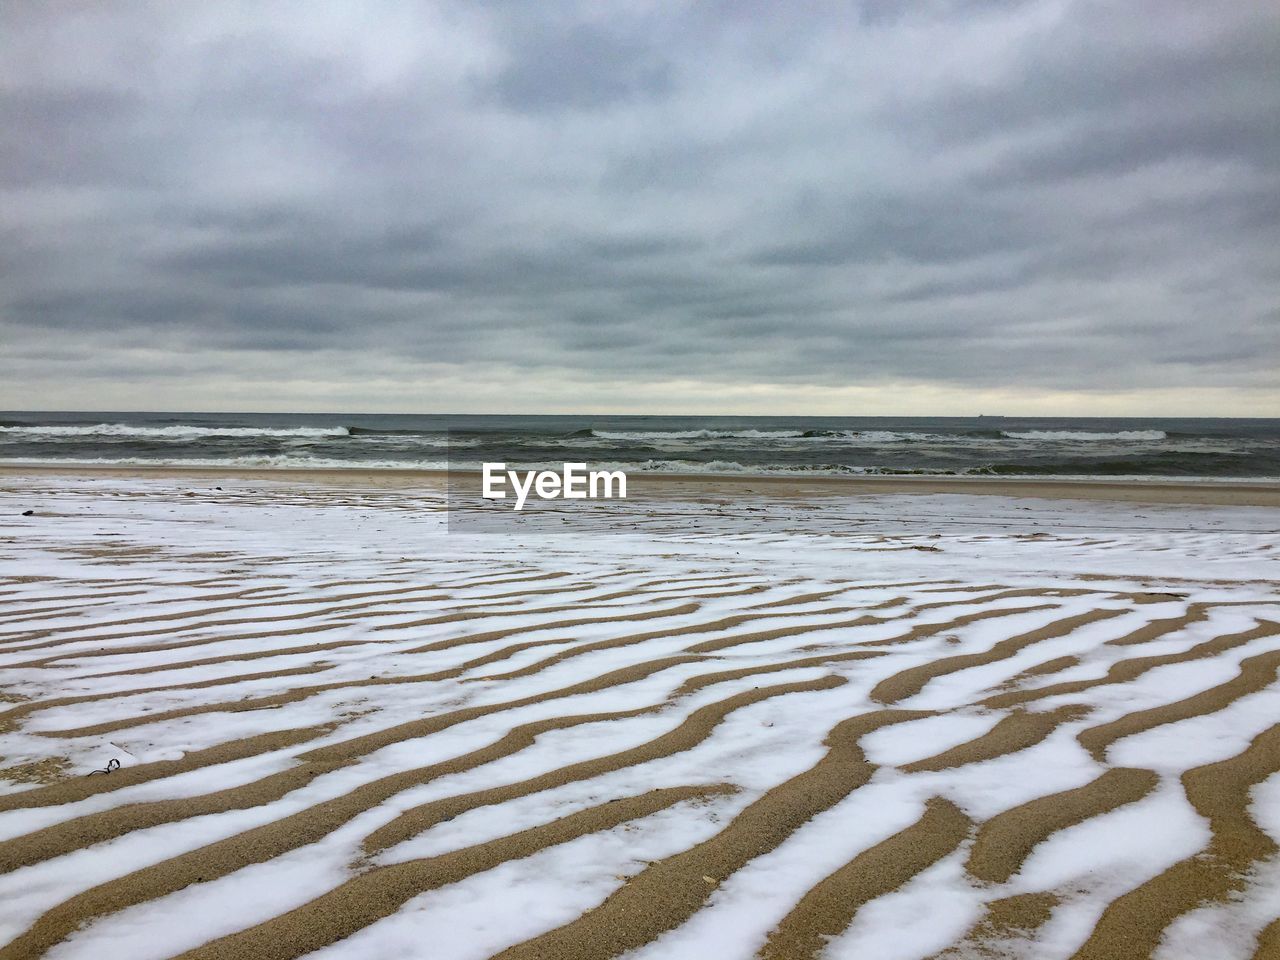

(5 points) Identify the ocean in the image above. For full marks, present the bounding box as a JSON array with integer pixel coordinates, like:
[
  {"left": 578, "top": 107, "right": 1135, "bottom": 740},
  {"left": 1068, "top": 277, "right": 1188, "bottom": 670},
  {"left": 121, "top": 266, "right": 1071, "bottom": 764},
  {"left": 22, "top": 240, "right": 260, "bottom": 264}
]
[{"left": 1, "top": 412, "right": 1278, "bottom": 480}]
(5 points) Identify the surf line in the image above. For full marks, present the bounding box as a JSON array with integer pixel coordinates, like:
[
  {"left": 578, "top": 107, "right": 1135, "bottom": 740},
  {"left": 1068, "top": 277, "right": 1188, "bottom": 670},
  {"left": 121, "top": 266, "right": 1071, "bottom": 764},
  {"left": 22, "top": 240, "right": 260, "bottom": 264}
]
[{"left": 481, "top": 462, "right": 627, "bottom": 511}]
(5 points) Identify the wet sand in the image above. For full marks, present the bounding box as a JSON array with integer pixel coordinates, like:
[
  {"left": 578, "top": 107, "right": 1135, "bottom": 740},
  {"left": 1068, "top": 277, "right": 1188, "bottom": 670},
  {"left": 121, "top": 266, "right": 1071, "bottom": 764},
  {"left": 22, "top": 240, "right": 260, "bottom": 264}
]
[{"left": 3, "top": 462, "right": 1280, "bottom": 506}]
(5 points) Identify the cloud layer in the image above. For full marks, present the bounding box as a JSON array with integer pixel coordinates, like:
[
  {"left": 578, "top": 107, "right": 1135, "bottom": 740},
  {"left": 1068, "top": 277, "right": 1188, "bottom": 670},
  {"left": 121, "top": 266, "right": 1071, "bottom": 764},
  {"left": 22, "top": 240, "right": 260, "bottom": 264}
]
[{"left": 3, "top": 0, "right": 1277, "bottom": 414}]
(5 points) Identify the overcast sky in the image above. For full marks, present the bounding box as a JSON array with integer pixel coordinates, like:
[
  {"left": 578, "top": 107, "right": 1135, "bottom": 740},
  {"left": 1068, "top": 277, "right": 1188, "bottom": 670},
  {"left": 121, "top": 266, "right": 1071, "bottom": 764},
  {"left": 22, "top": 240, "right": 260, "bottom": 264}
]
[{"left": 2, "top": 0, "right": 1276, "bottom": 415}]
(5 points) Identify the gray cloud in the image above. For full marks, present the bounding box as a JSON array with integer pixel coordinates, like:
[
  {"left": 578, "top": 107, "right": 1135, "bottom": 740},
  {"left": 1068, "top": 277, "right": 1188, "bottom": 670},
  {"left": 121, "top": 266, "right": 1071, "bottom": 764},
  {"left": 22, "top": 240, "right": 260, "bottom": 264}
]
[{"left": 2, "top": 0, "right": 1277, "bottom": 413}]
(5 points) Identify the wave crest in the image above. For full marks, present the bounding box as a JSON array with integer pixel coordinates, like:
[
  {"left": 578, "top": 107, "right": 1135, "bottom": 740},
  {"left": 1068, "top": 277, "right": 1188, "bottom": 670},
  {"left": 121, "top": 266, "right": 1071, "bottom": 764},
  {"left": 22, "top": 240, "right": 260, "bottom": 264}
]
[
  {"left": 1000, "top": 430, "right": 1167, "bottom": 441},
  {"left": 0, "top": 424, "right": 351, "bottom": 441}
]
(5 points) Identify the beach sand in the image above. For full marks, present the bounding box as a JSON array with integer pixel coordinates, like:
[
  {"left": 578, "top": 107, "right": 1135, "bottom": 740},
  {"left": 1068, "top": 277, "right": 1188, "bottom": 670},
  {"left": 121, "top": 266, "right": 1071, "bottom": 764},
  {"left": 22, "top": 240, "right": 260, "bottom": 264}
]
[
  {"left": 5, "top": 463, "right": 1280, "bottom": 506},
  {"left": 0, "top": 468, "right": 1278, "bottom": 959}
]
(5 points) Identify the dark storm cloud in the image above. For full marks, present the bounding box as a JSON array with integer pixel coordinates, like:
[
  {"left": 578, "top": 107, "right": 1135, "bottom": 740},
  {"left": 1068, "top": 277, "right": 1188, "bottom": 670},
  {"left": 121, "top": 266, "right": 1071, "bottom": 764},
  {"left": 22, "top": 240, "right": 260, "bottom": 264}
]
[{"left": 1, "top": 0, "right": 1277, "bottom": 410}]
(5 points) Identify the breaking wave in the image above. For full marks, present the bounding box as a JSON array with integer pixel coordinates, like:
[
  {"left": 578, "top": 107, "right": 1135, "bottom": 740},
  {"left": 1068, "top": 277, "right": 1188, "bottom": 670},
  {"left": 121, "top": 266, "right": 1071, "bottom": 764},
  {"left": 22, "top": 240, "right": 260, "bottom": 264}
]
[
  {"left": 1000, "top": 430, "right": 1168, "bottom": 441},
  {"left": 592, "top": 429, "right": 808, "bottom": 441},
  {"left": 0, "top": 424, "right": 352, "bottom": 441}
]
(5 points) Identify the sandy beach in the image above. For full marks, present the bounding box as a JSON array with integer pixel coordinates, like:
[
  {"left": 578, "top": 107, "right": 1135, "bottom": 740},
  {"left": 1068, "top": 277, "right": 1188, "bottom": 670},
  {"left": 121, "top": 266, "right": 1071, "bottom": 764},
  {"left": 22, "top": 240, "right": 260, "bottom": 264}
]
[
  {"left": 5, "top": 464, "right": 1280, "bottom": 507},
  {"left": 1, "top": 469, "right": 1279, "bottom": 959}
]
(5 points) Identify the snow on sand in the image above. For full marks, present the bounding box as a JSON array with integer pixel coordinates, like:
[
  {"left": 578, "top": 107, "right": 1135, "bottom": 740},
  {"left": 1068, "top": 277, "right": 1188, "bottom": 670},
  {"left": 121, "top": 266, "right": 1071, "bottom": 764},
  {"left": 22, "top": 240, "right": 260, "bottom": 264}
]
[{"left": 0, "top": 474, "right": 1277, "bottom": 959}]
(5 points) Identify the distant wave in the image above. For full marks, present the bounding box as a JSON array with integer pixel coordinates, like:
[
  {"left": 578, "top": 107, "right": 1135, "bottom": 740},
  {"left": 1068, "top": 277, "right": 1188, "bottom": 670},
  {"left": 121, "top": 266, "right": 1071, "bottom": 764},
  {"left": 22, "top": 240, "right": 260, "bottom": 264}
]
[
  {"left": 584, "top": 429, "right": 944, "bottom": 444},
  {"left": 0, "top": 424, "right": 351, "bottom": 441},
  {"left": 0, "top": 423, "right": 1173, "bottom": 447},
  {"left": 345, "top": 426, "right": 450, "bottom": 437},
  {"left": 632, "top": 459, "right": 958, "bottom": 476},
  {"left": 1000, "top": 430, "right": 1167, "bottom": 441},
  {"left": 592, "top": 429, "right": 808, "bottom": 441}
]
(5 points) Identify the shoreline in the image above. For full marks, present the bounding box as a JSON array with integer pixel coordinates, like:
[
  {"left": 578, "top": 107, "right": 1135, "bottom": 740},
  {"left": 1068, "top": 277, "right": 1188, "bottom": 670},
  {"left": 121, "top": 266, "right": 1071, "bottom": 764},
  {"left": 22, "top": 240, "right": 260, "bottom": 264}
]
[{"left": 3, "top": 463, "right": 1279, "bottom": 506}]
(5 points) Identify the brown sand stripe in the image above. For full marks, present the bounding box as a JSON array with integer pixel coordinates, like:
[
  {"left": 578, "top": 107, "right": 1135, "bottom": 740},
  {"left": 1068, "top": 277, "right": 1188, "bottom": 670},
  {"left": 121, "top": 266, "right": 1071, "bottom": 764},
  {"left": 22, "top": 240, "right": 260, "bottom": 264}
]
[
  {"left": 33, "top": 652, "right": 709, "bottom": 839},
  {"left": 758, "top": 797, "right": 973, "bottom": 960},
  {"left": 5, "top": 621, "right": 348, "bottom": 670},
  {"left": 255, "top": 584, "right": 624, "bottom": 625},
  {"left": 45, "top": 651, "right": 676, "bottom": 740},
  {"left": 481, "top": 600, "right": 914, "bottom": 673},
  {"left": 76, "top": 636, "right": 431, "bottom": 679},
  {"left": 417, "top": 604, "right": 860, "bottom": 665},
  {"left": 1070, "top": 723, "right": 1280, "bottom": 960},
  {"left": 854, "top": 603, "right": 1061, "bottom": 649},
  {"left": 3, "top": 677, "right": 839, "bottom": 876},
  {"left": 35, "top": 611, "right": 711, "bottom": 740},
  {"left": 434, "top": 570, "right": 576, "bottom": 591},
  {"left": 471, "top": 609, "right": 871, "bottom": 682},
  {"left": 680, "top": 615, "right": 882, "bottom": 656},
  {"left": 88, "top": 577, "right": 684, "bottom": 647},
  {"left": 908, "top": 587, "right": 1099, "bottom": 613},
  {"left": 0, "top": 586, "right": 149, "bottom": 602},
  {"left": 1103, "top": 603, "right": 1210, "bottom": 645},
  {"left": 0, "top": 570, "right": 619, "bottom": 655},
  {"left": 2, "top": 708, "right": 639, "bottom": 872},
  {"left": 900, "top": 705, "right": 1090, "bottom": 773},
  {"left": 862, "top": 594, "right": 913, "bottom": 610},
  {"left": 931, "top": 893, "right": 1060, "bottom": 959},
  {"left": 0, "top": 756, "right": 349, "bottom": 875},
  {"left": 1077, "top": 650, "right": 1280, "bottom": 761},
  {"left": 487, "top": 709, "right": 930, "bottom": 960},
  {"left": 966, "top": 768, "right": 1159, "bottom": 883},
  {"left": 982, "top": 621, "right": 1280, "bottom": 709},
  {"left": 392, "top": 601, "right": 702, "bottom": 656},
  {"left": 915, "top": 583, "right": 1007, "bottom": 593},
  {"left": 871, "top": 609, "right": 1128, "bottom": 704},
  {"left": 305, "top": 654, "right": 705, "bottom": 766},
  {"left": 419, "top": 597, "right": 1050, "bottom": 673},
  {"left": 746, "top": 588, "right": 863, "bottom": 610},
  {"left": 363, "top": 675, "right": 846, "bottom": 855},
  {"left": 3, "top": 594, "right": 682, "bottom": 666},
  {"left": 674, "top": 650, "right": 886, "bottom": 694},
  {"left": 0, "top": 784, "right": 730, "bottom": 960},
  {"left": 0, "top": 581, "right": 484, "bottom": 645},
  {"left": 0, "top": 605, "right": 393, "bottom": 654},
  {"left": 1254, "top": 918, "right": 1280, "bottom": 959},
  {"left": 737, "top": 580, "right": 962, "bottom": 611},
  {"left": 20, "top": 601, "right": 701, "bottom": 686},
  {"left": 1003, "top": 654, "right": 1082, "bottom": 685},
  {"left": 307, "top": 592, "right": 652, "bottom": 630},
  {"left": 426, "top": 608, "right": 863, "bottom": 688},
  {"left": 36, "top": 672, "right": 469, "bottom": 739},
  {"left": 0, "top": 726, "right": 331, "bottom": 813},
  {"left": 459, "top": 635, "right": 875, "bottom": 704},
  {"left": 375, "top": 582, "right": 712, "bottom": 634},
  {"left": 635, "top": 581, "right": 774, "bottom": 599},
  {"left": 0, "top": 600, "right": 118, "bottom": 626},
  {"left": 161, "top": 785, "right": 734, "bottom": 960},
  {"left": 0, "top": 664, "right": 332, "bottom": 734},
  {"left": 848, "top": 580, "right": 966, "bottom": 591},
  {"left": 373, "top": 614, "right": 723, "bottom": 685},
  {"left": 676, "top": 603, "right": 1056, "bottom": 661}
]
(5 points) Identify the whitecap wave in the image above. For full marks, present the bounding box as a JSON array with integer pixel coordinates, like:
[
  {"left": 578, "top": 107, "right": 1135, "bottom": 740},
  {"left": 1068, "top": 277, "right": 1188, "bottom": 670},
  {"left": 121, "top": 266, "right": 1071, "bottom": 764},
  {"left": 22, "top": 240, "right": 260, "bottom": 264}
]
[
  {"left": 592, "top": 429, "right": 808, "bottom": 441},
  {"left": 0, "top": 424, "right": 351, "bottom": 441},
  {"left": 629, "top": 459, "right": 954, "bottom": 476},
  {"left": 1000, "top": 430, "right": 1167, "bottom": 442},
  {"left": 586, "top": 429, "right": 942, "bottom": 444}
]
